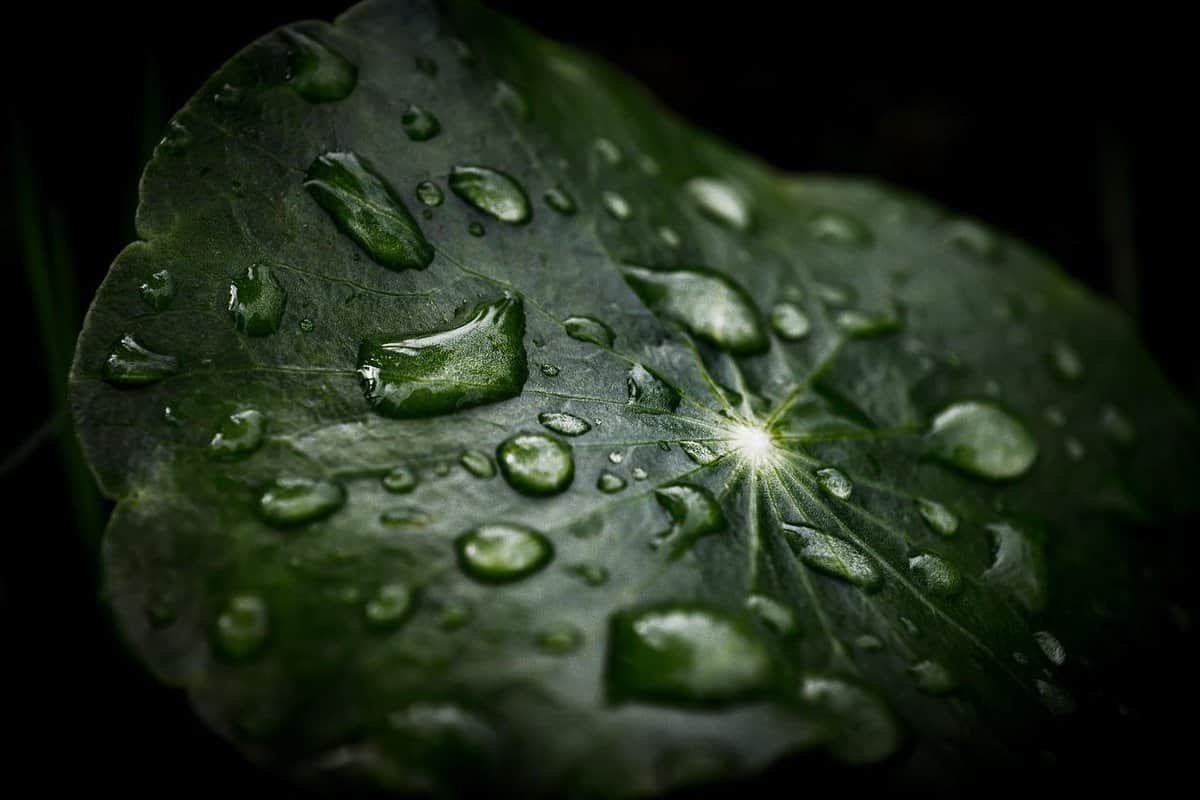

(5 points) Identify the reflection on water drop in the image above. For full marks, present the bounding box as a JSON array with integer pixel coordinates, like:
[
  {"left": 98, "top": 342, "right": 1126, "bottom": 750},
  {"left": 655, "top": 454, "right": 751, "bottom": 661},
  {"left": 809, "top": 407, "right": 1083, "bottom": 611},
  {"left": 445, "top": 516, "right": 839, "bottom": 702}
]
[
  {"left": 449, "top": 165, "right": 531, "bottom": 224},
  {"left": 538, "top": 411, "right": 591, "bottom": 436},
  {"left": 208, "top": 409, "right": 266, "bottom": 459},
  {"left": 685, "top": 177, "right": 751, "bottom": 231},
  {"left": 927, "top": 401, "right": 1038, "bottom": 480},
  {"left": 259, "top": 477, "right": 345, "bottom": 526},
  {"left": 139, "top": 270, "right": 176, "bottom": 310},
  {"left": 215, "top": 594, "right": 269, "bottom": 661},
  {"left": 228, "top": 263, "right": 287, "bottom": 336},
  {"left": 784, "top": 523, "right": 880, "bottom": 590},
  {"left": 497, "top": 432, "right": 574, "bottom": 495},
  {"left": 102, "top": 334, "right": 178, "bottom": 387},
  {"left": 456, "top": 523, "right": 553, "bottom": 583}
]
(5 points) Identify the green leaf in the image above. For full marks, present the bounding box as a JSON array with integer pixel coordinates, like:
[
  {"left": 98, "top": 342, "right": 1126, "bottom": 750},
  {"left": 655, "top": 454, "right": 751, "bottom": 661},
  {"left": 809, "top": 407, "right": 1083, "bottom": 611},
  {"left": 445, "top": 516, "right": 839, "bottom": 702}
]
[{"left": 69, "top": 1, "right": 1199, "bottom": 795}]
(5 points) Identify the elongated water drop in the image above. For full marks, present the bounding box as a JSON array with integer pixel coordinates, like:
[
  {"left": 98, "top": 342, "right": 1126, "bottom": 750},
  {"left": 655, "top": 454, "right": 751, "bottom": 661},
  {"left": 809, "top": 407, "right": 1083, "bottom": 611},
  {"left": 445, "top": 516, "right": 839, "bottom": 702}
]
[
  {"left": 1049, "top": 341, "right": 1084, "bottom": 382},
  {"left": 927, "top": 401, "right": 1038, "bottom": 480},
  {"left": 808, "top": 211, "right": 872, "bottom": 247},
  {"left": 456, "top": 523, "right": 553, "bottom": 582},
  {"left": 449, "top": 166, "right": 531, "bottom": 224},
  {"left": 601, "top": 191, "right": 632, "bottom": 220},
  {"left": 258, "top": 477, "right": 345, "bottom": 526},
  {"left": 228, "top": 263, "right": 287, "bottom": 336},
  {"left": 537, "top": 625, "right": 583, "bottom": 655},
  {"left": 566, "top": 563, "right": 609, "bottom": 586},
  {"left": 306, "top": 152, "right": 434, "bottom": 270},
  {"left": 984, "top": 521, "right": 1047, "bottom": 613},
  {"left": 622, "top": 265, "right": 767, "bottom": 355},
  {"left": 911, "top": 660, "right": 956, "bottom": 694},
  {"left": 459, "top": 450, "right": 495, "bottom": 478},
  {"left": 496, "top": 432, "right": 574, "bottom": 495},
  {"left": 745, "top": 594, "right": 797, "bottom": 637},
  {"left": 283, "top": 29, "right": 356, "bottom": 102},
  {"left": 382, "top": 465, "right": 417, "bottom": 493},
  {"left": 816, "top": 467, "right": 853, "bottom": 500},
  {"left": 358, "top": 296, "right": 527, "bottom": 418},
  {"left": 769, "top": 302, "right": 810, "bottom": 340},
  {"left": 1035, "top": 630, "right": 1066, "bottom": 666},
  {"left": 215, "top": 594, "right": 269, "bottom": 661},
  {"left": 381, "top": 506, "right": 431, "bottom": 527},
  {"left": 685, "top": 177, "right": 751, "bottom": 231},
  {"left": 208, "top": 409, "right": 266, "bottom": 459},
  {"left": 916, "top": 498, "right": 958, "bottom": 536},
  {"left": 784, "top": 523, "right": 881, "bottom": 590},
  {"left": 835, "top": 307, "right": 902, "bottom": 337},
  {"left": 908, "top": 553, "right": 963, "bottom": 597},
  {"left": 538, "top": 411, "right": 591, "bottom": 436},
  {"left": 102, "top": 334, "right": 177, "bottom": 387},
  {"left": 139, "top": 270, "right": 175, "bottom": 310},
  {"left": 608, "top": 605, "right": 774, "bottom": 705},
  {"left": 493, "top": 80, "right": 530, "bottom": 120},
  {"left": 544, "top": 187, "right": 576, "bottom": 215},
  {"left": 652, "top": 482, "right": 725, "bottom": 557},
  {"left": 415, "top": 180, "right": 443, "bottom": 206},
  {"left": 401, "top": 104, "right": 441, "bottom": 141},
  {"left": 626, "top": 364, "right": 680, "bottom": 413},
  {"left": 680, "top": 441, "right": 719, "bottom": 466},
  {"left": 564, "top": 315, "right": 614, "bottom": 347},
  {"left": 593, "top": 138, "right": 622, "bottom": 165}
]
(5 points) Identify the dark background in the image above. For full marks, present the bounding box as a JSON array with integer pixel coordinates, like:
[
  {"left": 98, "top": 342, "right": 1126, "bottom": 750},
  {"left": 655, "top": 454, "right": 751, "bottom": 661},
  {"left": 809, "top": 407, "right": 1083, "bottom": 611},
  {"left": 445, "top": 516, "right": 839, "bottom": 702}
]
[{"left": 2, "top": 2, "right": 1195, "bottom": 796}]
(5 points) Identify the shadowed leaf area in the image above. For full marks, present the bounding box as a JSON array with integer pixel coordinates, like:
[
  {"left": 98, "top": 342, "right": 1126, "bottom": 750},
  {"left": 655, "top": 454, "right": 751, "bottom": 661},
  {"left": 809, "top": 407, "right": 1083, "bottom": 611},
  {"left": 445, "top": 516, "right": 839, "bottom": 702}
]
[{"left": 68, "top": 0, "right": 1200, "bottom": 795}]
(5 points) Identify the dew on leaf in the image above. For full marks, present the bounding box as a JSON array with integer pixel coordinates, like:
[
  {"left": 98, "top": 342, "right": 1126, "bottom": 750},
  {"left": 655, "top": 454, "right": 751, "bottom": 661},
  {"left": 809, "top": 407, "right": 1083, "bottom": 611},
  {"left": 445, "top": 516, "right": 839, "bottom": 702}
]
[
  {"left": 632, "top": 467, "right": 648, "bottom": 481},
  {"left": 680, "top": 441, "right": 718, "bottom": 465},
  {"left": 593, "top": 137, "right": 623, "bottom": 166},
  {"left": 139, "top": 269, "right": 175, "bottom": 310},
  {"left": 536, "top": 625, "right": 583, "bottom": 655},
  {"left": 685, "top": 177, "right": 751, "bottom": 231},
  {"left": 607, "top": 450, "right": 624, "bottom": 464},
  {"left": 283, "top": 29, "right": 356, "bottom": 103},
  {"left": 835, "top": 307, "right": 902, "bottom": 338},
  {"left": 299, "top": 317, "right": 315, "bottom": 333},
  {"left": 538, "top": 411, "right": 591, "bottom": 436},
  {"left": 927, "top": 401, "right": 1038, "bottom": 480},
  {"left": 800, "top": 675, "right": 899, "bottom": 764},
  {"left": 816, "top": 467, "right": 853, "bottom": 500},
  {"left": 468, "top": 221, "right": 485, "bottom": 237},
  {"left": 258, "top": 477, "right": 345, "bottom": 526},
  {"left": 564, "top": 315, "right": 614, "bottom": 347},
  {"left": 658, "top": 226, "right": 682, "bottom": 248},
  {"left": 496, "top": 431, "right": 574, "bottom": 495},
  {"left": 627, "top": 363, "right": 680, "bottom": 413},
  {"left": 208, "top": 409, "right": 266, "bottom": 459},
  {"left": 544, "top": 187, "right": 576, "bottom": 215},
  {"left": 1037, "top": 680, "right": 1077, "bottom": 715},
  {"left": 540, "top": 363, "right": 559, "bottom": 377},
  {"left": 769, "top": 302, "right": 810, "bottom": 340},
  {"left": 783, "top": 523, "right": 881, "bottom": 591},
  {"left": 916, "top": 498, "right": 959, "bottom": 537},
  {"left": 908, "top": 553, "right": 963, "bottom": 598},
  {"left": 601, "top": 191, "right": 632, "bottom": 220},
  {"left": 652, "top": 482, "right": 725, "bottom": 557},
  {"left": 228, "top": 263, "right": 287, "bottom": 336},
  {"left": 382, "top": 465, "right": 418, "bottom": 494},
  {"left": 456, "top": 523, "right": 553, "bottom": 583},
  {"left": 854, "top": 634, "right": 883, "bottom": 651},
  {"left": 1100, "top": 404, "right": 1136, "bottom": 447},
  {"left": 566, "top": 563, "right": 609, "bottom": 586},
  {"left": 815, "top": 282, "right": 853, "bottom": 307},
  {"left": 401, "top": 103, "right": 441, "bottom": 141},
  {"left": 808, "top": 211, "right": 872, "bottom": 246},
  {"left": 493, "top": 80, "right": 530, "bottom": 120},
  {"left": 1034, "top": 630, "right": 1066, "bottom": 666},
  {"left": 910, "top": 660, "right": 956, "bottom": 694},
  {"left": 745, "top": 594, "right": 797, "bottom": 637},
  {"left": 381, "top": 506, "right": 431, "bottom": 527},
  {"left": 622, "top": 265, "right": 767, "bottom": 355},
  {"left": 439, "top": 603, "right": 472, "bottom": 630},
  {"left": 945, "top": 218, "right": 1000, "bottom": 259},
  {"left": 597, "top": 471, "right": 627, "bottom": 493},
  {"left": 449, "top": 165, "right": 531, "bottom": 224},
  {"left": 983, "top": 521, "right": 1047, "bottom": 614},
  {"left": 364, "top": 583, "right": 414, "bottom": 631},
  {"left": 460, "top": 449, "right": 496, "bottom": 478},
  {"left": 215, "top": 594, "right": 269, "bottom": 661},
  {"left": 102, "top": 334, "right": 178, "bottom": 387},
  {"left": 1065, "top": 437, "right": 1085, "bottom": 462},
  {"left": 158, "top": 119, "right": 191, "bottom": 155},
  {"left": 1049, "top": 340, "right": 1085, "bottom": 382},
  {"left": 416, "top": 180, "right": 444, "bottom": 206}
]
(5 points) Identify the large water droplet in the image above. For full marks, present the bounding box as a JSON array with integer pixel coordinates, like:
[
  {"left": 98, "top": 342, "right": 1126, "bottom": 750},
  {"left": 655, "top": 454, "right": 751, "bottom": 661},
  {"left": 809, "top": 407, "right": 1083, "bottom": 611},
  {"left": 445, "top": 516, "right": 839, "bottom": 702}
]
[
  {"left": 215, "top": 594, "right": 269, "bottom": 661},
  {"left": 685, "top": 177, "right": 751, "bottom": 231},
  {"left": 622, "top": 265, "right": 767, "bottom": 355},
  {"left": 910, "top": 660, "right": 956, "bottom": 694},
  {"left": 496, "top": 432, "right": 574, "bottom": 495},
  {"left": 927, "top": 401, "right": 1038, "bottom": 480},
  {"left": 283, "top": 29, "right": 356, "bottom": 102},
  {"left": 448, "top": 166, "right": 531, "bottom": 224},
  {"left": 228, "top": 263, "right": 287, "bottom": 336},
  {"left": 627, "top": 364, "right": 680, "bottom": 413},
  {"left": 983, "top": 521, "right": 1047, "bottom": 613},
  {"left": 459, "top": 450, "right": 495, "bottom": 478},
  {"left": 416, "top": 180, "right": 444, "bottom": 207},
  {"left": 306, "top": 152, "right": 434, "bottom": 270},
  {"left": 563, "top": 315, "right": 614, "bottom": 348},
  {"left": 745, "top": 594, "right": 797, "bottom": 637},
  {"left": 401, "top": 103, "right": 441, "bottom": 141},
  {"left": 769, "top": 302, "right": 810, "bottom": 340},
  {"left": 908, "top": 553, "right": 963, "bottom": 597},
  {"left": 538, "top": 411, "right": 591, "bottom": 436},
  {"left": 456, "top": 523, "right": 553, "bottom": 582},
  {"left": 102, "top": 334, "right": 178, "bottom": 387},
  {"left": 652, "top": 482, "right": 725, "bottom": 557},
  {"left": 544, "top": 187, "right": 576, "bottom": 215},
  {"left": 364, "top": 583, "right": 413, "bottom": 631},
  {"left": 382, "top": 465, "right": 418, "bottom": 493},
  {"left": 139, "top": 270, "right": 175, "bottom": 310},
  {"left": 358, "top": 296, "right": 527, "bottom": 418},
  {"left": 784, "top": 523, "right": 881, "bottom": 590},
  {"left": 816, "top": 467, "right": 853, "bottom": 500},
  {"left": 1049, "top": 341, "right": 1084, "bottom": 382},
  {"left": 208, "top": 409, "right": 266, "bottom": 459},
  {"left": 915, "top": 498, "right": 959, "bottom": 536},
  {"left": 258, "top": 477, "right": 345, "bottom": 526},
  {"left": 801, "top": 676, "right": 899, "bottom": 764},
  {"left": 608, "top": 605, "right": 774, "bottom": 705}
]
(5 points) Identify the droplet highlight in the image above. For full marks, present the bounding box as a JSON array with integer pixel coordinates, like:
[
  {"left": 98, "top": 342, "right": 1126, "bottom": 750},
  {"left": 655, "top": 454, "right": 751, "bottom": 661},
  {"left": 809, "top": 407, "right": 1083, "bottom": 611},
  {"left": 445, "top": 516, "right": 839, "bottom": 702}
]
[{"left": 496, "top": 432, "right": 574, "bottom": 496}]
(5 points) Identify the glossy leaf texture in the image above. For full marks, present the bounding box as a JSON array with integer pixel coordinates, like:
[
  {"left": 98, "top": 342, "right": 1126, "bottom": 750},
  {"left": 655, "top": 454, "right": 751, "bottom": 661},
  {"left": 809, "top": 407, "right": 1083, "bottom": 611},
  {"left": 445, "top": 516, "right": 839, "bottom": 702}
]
[{"left": 70, "top": 1, "right": 1200, "bottom": 796}]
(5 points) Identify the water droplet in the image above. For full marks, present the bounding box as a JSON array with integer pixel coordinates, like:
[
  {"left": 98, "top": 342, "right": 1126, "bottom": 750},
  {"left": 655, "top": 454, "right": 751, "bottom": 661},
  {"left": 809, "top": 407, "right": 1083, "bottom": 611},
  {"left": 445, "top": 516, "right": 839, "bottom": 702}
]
[
  {"left": 401, "top": 103, "right": 441, "bottom": 141},
  {"left": 1049, "top": 341, "right": 1084, "bottom": 382},
  {"left": 658, "top": 226, "right": 682, "bottom": 248},
  {"left": 382, "top": 465, "right": 418, "bottom": 493},
  {"left": 984, "top": 521, "right": 1047, "bottom": 613},
  {"left": 801, "top": 675, "right": 899, "bottom": 764},
  {"left": 626, "top": 364, "right": 680, "bottom": 413},
  {"left": 283, "top": 29, "right": 356, "bottom": 102},
  {"left": 769, "top": 302, "right": 810, "bottom": 340},
  {"left": 448, "top": 166, "right": 531, "bottom": 224},
  {"left": 468, "top": 221, "right": 485, "bottom": 237},
  {"left": 566, "top": 563, "right": 609, "bottom": 586},
  {"left": 258, "top": 477, "right": 345, "bottom": 526},
  {"left": 544, "top": 186, "right": 576, "bottom": 215},
  {"left": 358, "top": 296, "right": 527, "bottom": 418},
  {"left": 158, "top": 119, "right": 192, "bottom": 155},
  {"left": 1044, "top": 406, "right": 1067, "bottom": 427},
  {"left": 496, "top": 432, "right": 574, "bottom": 495},
  {"left": 215, "top": 594, "right": 268, "bottom": 661},
  {"left": 597, "top": 471, "right": 626, "bottom": 493},
  {"left": 381, "top": 506, "right": 431, "bottom": 527},
  {"left": 593, "top": 138, "right": 623, "bottom": 166},
  {"left": 685, "top": 177, "right": 751, "bottom": 231},
  {"left": 1100, "top": 404, "right": 1136, "bottom": 446},
  {"left": 208, "top": 409, "right": 266, "bottom": 459},
  {"left": 652, "top": 482, "right": 725, "bottom": 557},
  {"left": 537, "top": 411, "right": 591, "bottom": 436},
  {"left": 139, "top": 270, "right": 175, "bottom": 310},
  {"left": 1065, "top": 437, "right": 1085, "bottom": 461},
  {"left": 416, "top": 180, "right": 444, "bottom": 206},
  {"left": 608, "top": 605, "right": 774, "bottom": 705},
  {"left": 228, "top": 263, "right": 287, "bottom": 336},
  {"left": 908, "top": 553, "right": 963, "bottom": 597},
  {"left": 213, "top": 83, "right": 243, "bottom": 107},
  {"left": 915, "top": 498, "right": 959, "bottom": 536},
  {"left": 456, "top": 523, "right": 553, "bottom": 583},
  {"left": 563, "top": 315, "right": 614, "bottom": 347},
  {"left": 493, "top": 80, "right": 529, "bottom": 120},
  {"left": 680, "top": 441, "right": 718, "bottom": 465},
  {"left": 835, "top": 307, "right": 902, "bottom": 338},
  {"left": 536, "top": 625, "right": 583, "bottom": 654},
  {"left": 784, "top": 523, "right": 881, "bottom": 590},
  {"left": 601, "top": 191, "right": 632, "bottom": 220},
  {"left": 854, "top": 634, "right": 883, "bottom": 651},
  {"left": 900, "top": 616, "right": 921, "bottom": 637},
  {"left": 364, "top": 583, "right": 413, "bottom": 630},
  {"left": 927, "top": 401, "right": 1038, "bottom": 480},
  {"left": 607, "top": 450, "right": 624, "bottom": 464},
  {"left": 632, "top": 467, "right": 648, "bottom": 481},
  {"left": 910, "top": 660, "right": 956, "bottom": 694},
  {"left": 1034, "top": 630, "right": 1066, "bottom": 666},
  {"left": 306, "top": 152, "right": 434, "bottom": 270},
  {"left": 945, "top": 219, "right": 1000, "bottom": 259},
  {"left": 457, "top": 449, "right": 495, "bottom": 479},
  {"left": 815, "top": 283, "right": 853, "bottom": 307},
  {"left": 816, "top": 467, "right": 853, "bottom": 500},
  {"left": 299, "top": 317, "right": 315, "bottom": 333},
  {"left": 808, "top": 211, "right": 871, "bottom": 246},
  {"left": 415, "top": 54, "right": 438, "bottom": 77},
  {"left": 745, "top": 594, "right": 797, "bottom": 637},
  {"left": 622, "top": 265, "right": 767, "bottom": 355},
  {"left": 439, "top": 603, "right": 472, "bottom": 630},
  {"left": 1037, "top": 680, "right": 1076, "bottom": 715},
  {"left": 540, "top": 363, "right": 559, "bottom": 377},
  {"left": 102, "top": 333, "right": 178, "bottom": 387}
]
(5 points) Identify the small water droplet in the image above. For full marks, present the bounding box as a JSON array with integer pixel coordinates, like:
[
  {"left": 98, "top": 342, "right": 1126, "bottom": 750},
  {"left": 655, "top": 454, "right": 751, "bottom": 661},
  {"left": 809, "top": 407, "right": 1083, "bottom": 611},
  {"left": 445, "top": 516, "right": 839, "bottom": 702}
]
[
  {"left": 208, "top": 409, "right": 266, "bottom": 459},
  {"left": 945, "top": 219, "right": 1000, "bottom": 259},
  {"left": 652, "top": 482, "right": 725, "bottom": 557},
  {"left": 658, "top": 226, "right": 682, "bottom": 248},
  {"left": 927, "top": 401, "right": 1038, "bottom": 480},
  {"left": 984, "top": 521, "right": 1047, "bottom": 613},
  {"left": 139, "top": 270, "right": 176, "bottom": 310},
  {"left": 468, "top": 221, "right": 485, "bottom": 236},
  {"left": 543, "top": 186, "right": 576, "bottom": 215},
  {"left": 816, "top": 467, "right": 853, "bottom": 500},
  {"left": 1049, "top": 340, "right": 1085, "bottom": 382},
  {"left": 213, "top": 83, "right": 243, "bottom": 107},
  {"left": 608, "top": 605, "right": 774, "bottom": 705},
  {"left": 593, "top": 138, "right": 623, "bottom": 166},
  {"left": 1034, "top": 630, "right": 1066, "bottom": 666},
  {"left": 808, "top": 211, "right": 872, "bottom": 246},
  {"left": 607, "top": 450, "right": 624, "bottom": 464},
  {"left": 439, "top": 602, "right": 472, "bottom": 630},
  {"left": 1100, "top": 404, "right": 1136, "bottom": 446},
  {"left": 601, "top": 191, "right": 632, "bottom": 220},
  {"left": 566, "top": 563, "right": 609, "bottom": 586},
  {"left": 493, "top": 80, "right": 529, "bottom": 120},
  {"left": 538, "top": 412, "right": 591, "bottom": 436},
  {"left": 685, "top": 177, "right": 751, "bottom": 231},
  {"left": 416, "top": 180, "right": 444, "bottom": 207},
  {"left": 900, "top": 616, "right": 921, "bottom": 637},
  {"left": 283, "top": 29, "right": 356, "bottom": 102},
  {"left": 854, "top": 634, "right": 883, "bottom": 651},
  {"left": 382, "top": 465, "right": 418, "bottom": 493},
  {"left": 358, "top": 296, "right": 527, "bottom": 418},
  {"left": 1044, "top": 406, "right": 1067, "bottom": 427},
  {"left": 451, "top": 37, "right": 476, "bottom": 64},
  {"left": 456, "top": 523, "right": 553, "bottom": 582},
  {"left": 536, "top": 625, "right": 583, "bottom": 654},
  {"left": 908, "top": 553, "right": 963, "bottom": 597},
  {"left": 158, "top": 119, "right": 192, "bottom": 155},
  {"left": 401, "top": 103, "right": 441, "bottom": 141},
  {"left": 597, "top": 471, "right": 627, "bottom": 493},
  {"left": 563, "top": 315, "right": 614, "bottom": 347},
  {"left": 258, "top": 477, "right": 345, "bottom": 526},
  {"left": 622, "top": 265, "right": 767, "bottom": 355},
  {"left": 627, "top": 364, "right": 680, "bottom": 413},
  {"left": 915, "top": 498, "right": 959, "bottom": 536},
  {"left": 745, "top": 594, "right": 797, "bottom": 637},
  {"left": 784, "top": 523, "right": 881, "bottom": 590},
  {"left": 769, "top": 302, "right": 810, "bottom": 340},
  {"left": 835, "top": 307, "right": 902, "bottom": 337},
  {"left": 434, "top": 461, "right": 452, "bottom": 477},
  {"left": 299, "top": 317, "right": 315, "bottom": 332},
  {"left": 540, "top": 363, "right": 560, "bottom": 377},
  {"left": 1065, "top": 437, "right": 1085, "bottom": 461},
  {"left": 102, "top": 333, "right": 178, "bottom": 387},
  {"left": 215, "top": 594, "right": 268, "bottom": 661},
  {"left": 496, "top": 432, "right": 574, "bottom": 495},
  {"left": 228, "top": 263, "right": 287, "bottom": 336},
  {"left": 449, "top": 165, "right": 531, "bottom": 224},
  {"left": 680, "top": 441, "right": 719, "bottom": 465},
  {"left": 460, "top": 449, "right": 495, "bottom": 478},
  {"left": 364, "top": 583, "right": 413, "bottom": 630},
  {"left": 815, "top": 282, "right": 853, "bottom": 307},
  {"left": 910, "top": 660, "right": 956, "bottom": 694},
  {"left": 381, "top": 506, "right": 431, "bottom": 527},
  {"left": 306, "top": 152, "right": 434, "bottom": 270}
]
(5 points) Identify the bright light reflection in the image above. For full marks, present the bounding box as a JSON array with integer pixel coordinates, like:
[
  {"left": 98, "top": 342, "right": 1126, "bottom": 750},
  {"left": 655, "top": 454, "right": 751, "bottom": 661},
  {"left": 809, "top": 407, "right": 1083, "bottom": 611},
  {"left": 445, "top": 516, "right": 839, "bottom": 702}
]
[{"left": 730, "top": 423, "right": 776, "bottom": 467}]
